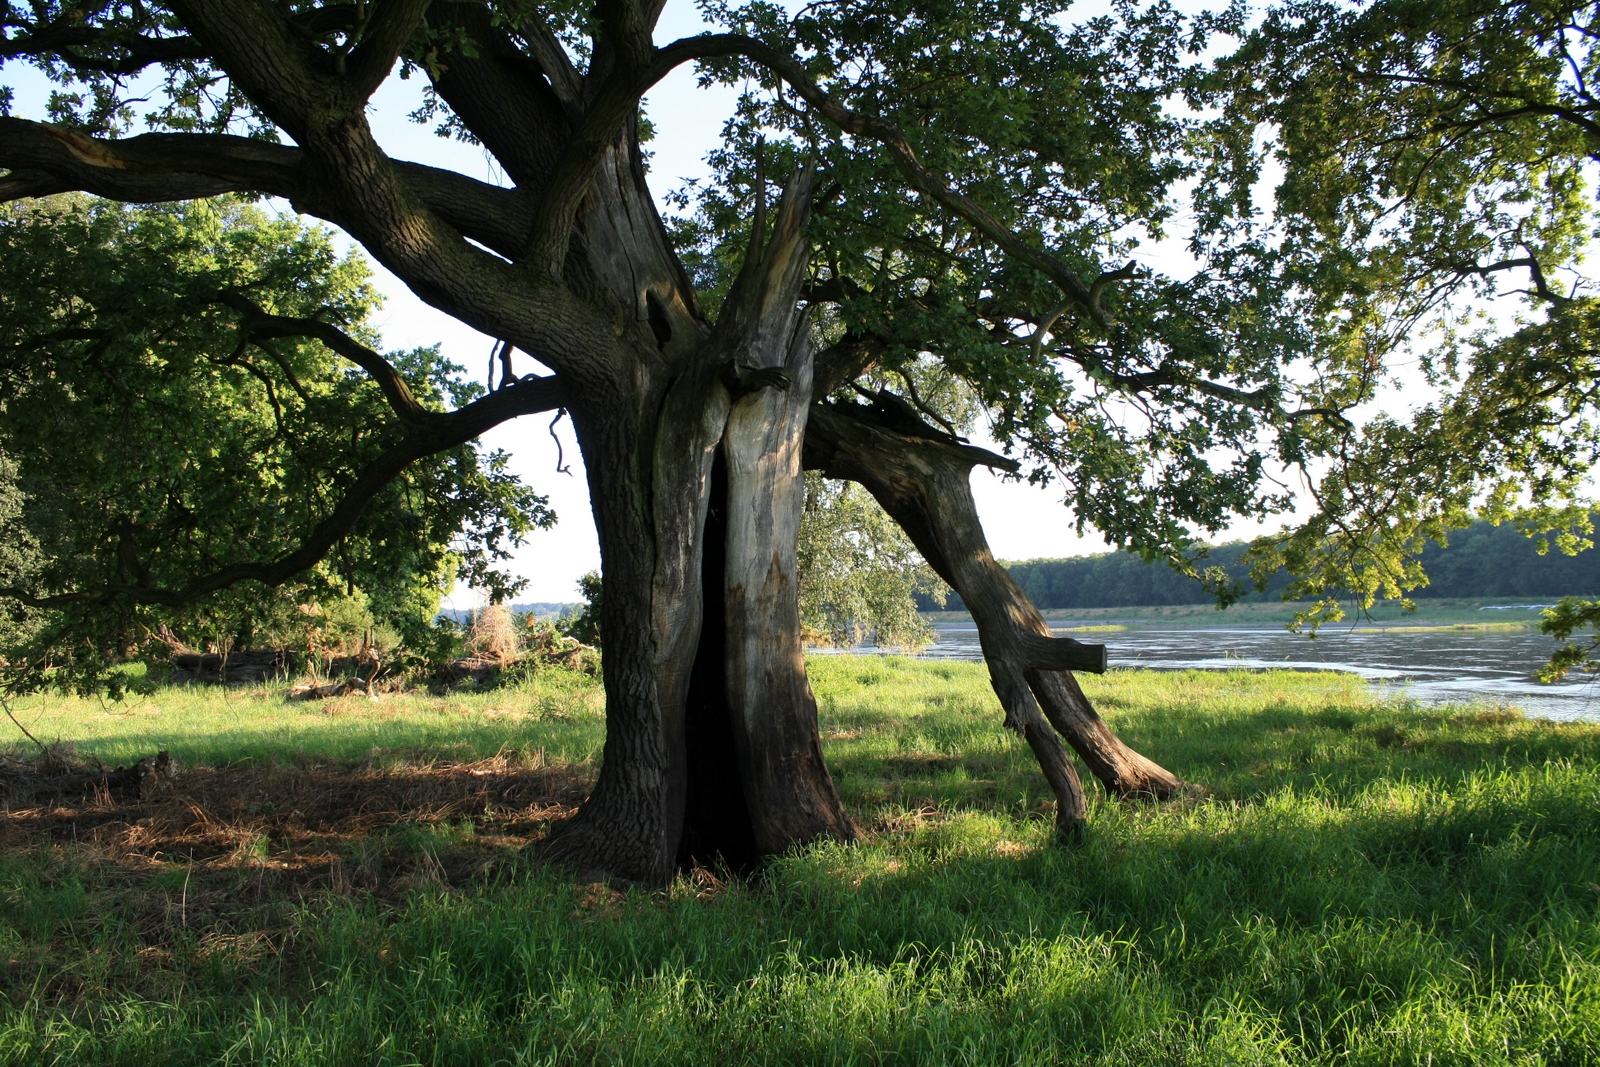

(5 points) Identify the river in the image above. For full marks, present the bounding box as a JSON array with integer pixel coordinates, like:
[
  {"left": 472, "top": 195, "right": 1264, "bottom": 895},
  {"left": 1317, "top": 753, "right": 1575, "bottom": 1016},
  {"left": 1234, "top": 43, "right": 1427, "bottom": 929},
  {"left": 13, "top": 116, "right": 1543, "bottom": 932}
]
[{"left": 823, "top": 623, "right": 1600, "bottom": 722}]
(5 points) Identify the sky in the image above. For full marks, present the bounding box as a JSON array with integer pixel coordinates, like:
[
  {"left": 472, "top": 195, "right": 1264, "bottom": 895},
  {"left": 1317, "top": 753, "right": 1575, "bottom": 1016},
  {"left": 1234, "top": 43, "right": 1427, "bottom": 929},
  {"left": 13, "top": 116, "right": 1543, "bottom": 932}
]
[{"left": 3, "top": 2, "right": 1308, "bottom": 607}]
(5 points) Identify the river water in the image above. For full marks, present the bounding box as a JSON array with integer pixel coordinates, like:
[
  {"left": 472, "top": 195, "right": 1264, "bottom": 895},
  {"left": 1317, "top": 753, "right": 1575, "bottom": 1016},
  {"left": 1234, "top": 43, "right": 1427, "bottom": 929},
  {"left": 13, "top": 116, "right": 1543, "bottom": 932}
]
[{"left": 826, "top": 623, "right": 1600, "bottom": 722}]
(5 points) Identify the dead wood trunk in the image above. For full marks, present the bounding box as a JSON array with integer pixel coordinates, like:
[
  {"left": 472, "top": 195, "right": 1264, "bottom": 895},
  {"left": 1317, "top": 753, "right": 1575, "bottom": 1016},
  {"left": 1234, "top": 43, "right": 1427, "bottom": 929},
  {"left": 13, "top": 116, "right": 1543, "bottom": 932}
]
[
  {"left": 804, "top": 402, "right": 1185, "bottom": 824},
  {"left": 544, "top": 164, "right": 850, "bottom": 882},
  {"left": 719, "top": 176, "right": 853, "bottom": 854}
]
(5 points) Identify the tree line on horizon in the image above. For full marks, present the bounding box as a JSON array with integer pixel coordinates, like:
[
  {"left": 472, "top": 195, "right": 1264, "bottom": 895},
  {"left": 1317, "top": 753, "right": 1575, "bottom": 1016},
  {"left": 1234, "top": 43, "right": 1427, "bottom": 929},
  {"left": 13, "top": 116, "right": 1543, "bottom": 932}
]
[{"left": 920, "top": 519, "right": 1600, "bottom": 612}]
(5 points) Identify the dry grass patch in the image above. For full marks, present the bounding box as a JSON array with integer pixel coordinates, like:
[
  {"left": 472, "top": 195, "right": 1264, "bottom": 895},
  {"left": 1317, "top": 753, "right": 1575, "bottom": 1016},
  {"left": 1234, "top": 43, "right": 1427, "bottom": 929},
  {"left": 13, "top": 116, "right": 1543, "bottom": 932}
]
[{"left": 0, "top": 752, "right": 593, "bottom": 923}]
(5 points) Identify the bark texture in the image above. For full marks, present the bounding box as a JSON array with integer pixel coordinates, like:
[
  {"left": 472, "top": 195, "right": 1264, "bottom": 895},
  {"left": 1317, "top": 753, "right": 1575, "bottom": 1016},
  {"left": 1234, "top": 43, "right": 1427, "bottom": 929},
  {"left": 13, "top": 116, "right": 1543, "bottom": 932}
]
[
  {"left": 805, "top": 403, "right": 1186, "bottom": 824},
  {"left": 719, "top": 172, "right": 854, "bottom": 855},
  {"left": 546, "top": 167, "right": 852, "bottom": 881}
]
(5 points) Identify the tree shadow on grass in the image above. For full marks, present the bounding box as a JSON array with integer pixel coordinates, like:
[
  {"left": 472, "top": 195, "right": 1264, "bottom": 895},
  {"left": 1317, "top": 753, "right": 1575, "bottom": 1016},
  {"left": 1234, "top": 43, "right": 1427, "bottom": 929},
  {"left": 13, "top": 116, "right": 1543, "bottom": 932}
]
[{"left": 0, "top": 755, "right": 593, "bottom": 905}]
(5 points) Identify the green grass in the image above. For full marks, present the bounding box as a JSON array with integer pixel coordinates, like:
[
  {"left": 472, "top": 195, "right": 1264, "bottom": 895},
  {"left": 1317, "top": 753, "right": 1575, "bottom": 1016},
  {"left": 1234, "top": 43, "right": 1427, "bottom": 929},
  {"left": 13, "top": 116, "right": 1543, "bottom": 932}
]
[
  {"left": 2, "top": 660, "right": 1599, "bottom": 1065},
  {"left": 0, "top": 670, "right": 606, "bottom": 769}
]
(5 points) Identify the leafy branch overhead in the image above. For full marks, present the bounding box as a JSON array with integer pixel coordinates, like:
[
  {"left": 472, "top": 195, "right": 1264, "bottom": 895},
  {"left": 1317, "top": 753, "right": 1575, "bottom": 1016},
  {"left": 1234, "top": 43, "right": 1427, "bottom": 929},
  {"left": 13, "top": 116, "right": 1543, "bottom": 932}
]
[{"left": 3, "top": 0, "right": 1593, "bottom": 615}]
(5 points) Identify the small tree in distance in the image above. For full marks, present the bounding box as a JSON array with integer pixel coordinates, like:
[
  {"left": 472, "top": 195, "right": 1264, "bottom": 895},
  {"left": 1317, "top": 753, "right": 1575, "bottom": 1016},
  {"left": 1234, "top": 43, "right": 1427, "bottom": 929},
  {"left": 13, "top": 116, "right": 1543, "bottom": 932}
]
[{"left": 559, "top": 572, "right": 605, "bottom": 649}]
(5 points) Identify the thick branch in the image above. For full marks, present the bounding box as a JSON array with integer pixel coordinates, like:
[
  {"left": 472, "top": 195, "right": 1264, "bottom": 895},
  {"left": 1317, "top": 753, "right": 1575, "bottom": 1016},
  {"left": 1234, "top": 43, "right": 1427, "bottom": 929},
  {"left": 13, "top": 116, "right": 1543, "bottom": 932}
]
[
  {"left": 0, "top": 118, "right": 298, "bottom": 199},
  {"left": 215, "top": 292, "right": 430, "bottom": 425},
  {"left": 805, "top": 401, "right": 1185, "bottom": 800},
  {"left": 421, "top": 4, "right": 573, "bottom": 189},
  {"left": 0, "top": 118, "right": 532, "bottom": 258},
  {"left": 343, "top": 0, "right": 434, "bottom": 101},
  {"left": 1020, "top": 633, "right": 1108, "bottom": 674},
  {"left": 164, "top": 0, "right": 333, "bottom": 139},
  {"left": 0, "top": 23, "right": 208, "bottom": 75}
]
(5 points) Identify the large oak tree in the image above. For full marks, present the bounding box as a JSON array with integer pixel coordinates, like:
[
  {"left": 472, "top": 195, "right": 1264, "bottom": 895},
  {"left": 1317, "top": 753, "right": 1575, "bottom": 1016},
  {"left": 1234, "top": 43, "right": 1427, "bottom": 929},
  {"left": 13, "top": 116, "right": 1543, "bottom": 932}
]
[{"left": 2, "top": 0, "right": 1595, "bottom": 883}]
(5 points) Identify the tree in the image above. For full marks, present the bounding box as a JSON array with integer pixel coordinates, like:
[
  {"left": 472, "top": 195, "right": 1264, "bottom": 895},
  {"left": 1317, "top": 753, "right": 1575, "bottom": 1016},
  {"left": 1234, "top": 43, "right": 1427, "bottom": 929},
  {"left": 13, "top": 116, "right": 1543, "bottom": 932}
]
[
  {"left": 3, "top": 0, "right": 1595, "bottom": 884},
  {"left": 0, "top": 195, "right": 551, "bottom": 687},
  {"left": 797, "top": 473, "right": 946, "bottom": 650},
  {"left": 1217, "top": 0, "right": 1600, "bottom": 620}
]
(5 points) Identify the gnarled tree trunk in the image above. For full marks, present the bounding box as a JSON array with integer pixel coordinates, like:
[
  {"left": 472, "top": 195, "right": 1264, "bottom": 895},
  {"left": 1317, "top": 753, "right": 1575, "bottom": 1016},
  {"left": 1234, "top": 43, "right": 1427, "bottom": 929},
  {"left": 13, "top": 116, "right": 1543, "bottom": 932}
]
[
  {"left": 544, "top": 163, "right": 851, "bottom": 883},
  {"left": 0, "top": 0, "right": 1198, "bottom": 890}
]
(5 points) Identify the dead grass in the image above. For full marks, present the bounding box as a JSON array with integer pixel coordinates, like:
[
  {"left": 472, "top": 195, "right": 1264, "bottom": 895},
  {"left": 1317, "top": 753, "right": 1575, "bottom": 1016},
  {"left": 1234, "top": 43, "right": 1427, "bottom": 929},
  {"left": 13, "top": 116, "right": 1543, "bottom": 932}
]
[
  {"left": 0, "top": 753, "right": 593, "bottom": 934},
  {"left": 0, "top": 752, "right": 600, "bottom": 1010}
]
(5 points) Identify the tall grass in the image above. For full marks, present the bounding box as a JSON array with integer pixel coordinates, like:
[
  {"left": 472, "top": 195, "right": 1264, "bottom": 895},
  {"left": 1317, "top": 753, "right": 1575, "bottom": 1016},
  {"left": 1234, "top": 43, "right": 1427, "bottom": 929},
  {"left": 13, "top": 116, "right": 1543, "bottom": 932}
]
[{"left": 2, "top": 660, "right": 1597, "bottom": 1064}]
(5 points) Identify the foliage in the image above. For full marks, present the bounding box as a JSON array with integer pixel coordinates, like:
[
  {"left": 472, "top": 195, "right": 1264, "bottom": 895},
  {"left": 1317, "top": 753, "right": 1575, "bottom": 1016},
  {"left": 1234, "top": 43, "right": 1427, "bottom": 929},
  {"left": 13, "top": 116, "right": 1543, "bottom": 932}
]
[
  {"left": 0, "top": 196, "right": 552, "bottom": 690},
  {"left": 1214, "top": 0, "right": 1600, "bottom": 627},
  {"left": 0, "top": 450, "right": 38, "bottom": 650},
  {"left": 3, "top": 0, "right": 1597, "bottom": 662},
  {"left": 678, "top": 0, "right": 1301, "bottom": 573},
  {"left": 557, "top": 571, "right": 604, "bottom": 648},
  {"left": 1538, "top": 597, "right": 1600, "bottom": 681},
  {"left": 2, "top": 663, "right": 1598, "bottom": 1063},
  {"left": 797, "top": 473, "right": 944, "bottom": 648},
  {"left": 658, "top": 0, "right": 1600, "bottom": 625}
]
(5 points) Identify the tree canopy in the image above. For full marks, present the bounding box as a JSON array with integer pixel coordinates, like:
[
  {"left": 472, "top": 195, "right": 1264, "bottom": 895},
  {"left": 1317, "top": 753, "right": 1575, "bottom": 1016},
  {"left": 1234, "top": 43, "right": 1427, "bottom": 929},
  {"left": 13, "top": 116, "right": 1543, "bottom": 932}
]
[{"left": 0, "top": 195, "right": 550, "bottom": 687}]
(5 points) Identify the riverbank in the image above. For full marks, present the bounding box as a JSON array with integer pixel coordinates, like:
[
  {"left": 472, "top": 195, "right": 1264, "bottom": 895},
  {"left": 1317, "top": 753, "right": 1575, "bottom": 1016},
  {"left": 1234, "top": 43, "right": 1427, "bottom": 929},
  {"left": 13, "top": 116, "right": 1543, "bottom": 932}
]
[
  {"left": 921, "top": 595, "right": 1560, "bottom": 629},
  {"left": 1, "top": 661, "right": 1596, "bottom": 1063}
]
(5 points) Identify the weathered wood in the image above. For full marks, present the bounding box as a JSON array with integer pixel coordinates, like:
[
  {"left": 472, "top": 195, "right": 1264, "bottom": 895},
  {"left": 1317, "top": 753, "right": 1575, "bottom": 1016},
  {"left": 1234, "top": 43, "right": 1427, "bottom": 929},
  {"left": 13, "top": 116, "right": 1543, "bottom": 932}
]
[
  {"left": 718, "top": 169, "right": 853, "bottom": 855},
  {"left": 546, "top": 165, "right": 849, "bottom": 881},
  {"left": 804, "top": 403, "right": 1186, "bottom": 815},
  {"left": 1019, "top": 633, "right": 1108, "bottom": 674}
]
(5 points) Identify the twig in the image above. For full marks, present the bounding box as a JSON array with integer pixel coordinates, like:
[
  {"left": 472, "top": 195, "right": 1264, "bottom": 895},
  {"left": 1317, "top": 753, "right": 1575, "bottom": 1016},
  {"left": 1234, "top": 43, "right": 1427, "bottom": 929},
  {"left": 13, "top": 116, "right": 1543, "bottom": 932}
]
[
  {"left": 0, "top": 691, "right": 45, "bottom": 753},
  {"left": 549, "top": 409, "right": 573, "bottom": 475}
]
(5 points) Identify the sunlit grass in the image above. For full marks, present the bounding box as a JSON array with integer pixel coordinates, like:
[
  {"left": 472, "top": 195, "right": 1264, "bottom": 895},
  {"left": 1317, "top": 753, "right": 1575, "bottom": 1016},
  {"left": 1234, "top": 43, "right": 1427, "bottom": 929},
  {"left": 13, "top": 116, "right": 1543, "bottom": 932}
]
[
  {"left": 0, "top": 670, "right": 605, "bottom": 769},
  {"left": 2, "top": 659, "right": 1598, "bottom": 1064}
]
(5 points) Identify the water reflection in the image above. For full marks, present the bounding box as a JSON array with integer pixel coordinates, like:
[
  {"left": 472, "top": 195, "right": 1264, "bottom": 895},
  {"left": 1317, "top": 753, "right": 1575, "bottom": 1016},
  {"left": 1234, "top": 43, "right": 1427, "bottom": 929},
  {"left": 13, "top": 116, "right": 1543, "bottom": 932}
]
[{"left": 818, "top": 624, "right": 1600, "bottom": 722}]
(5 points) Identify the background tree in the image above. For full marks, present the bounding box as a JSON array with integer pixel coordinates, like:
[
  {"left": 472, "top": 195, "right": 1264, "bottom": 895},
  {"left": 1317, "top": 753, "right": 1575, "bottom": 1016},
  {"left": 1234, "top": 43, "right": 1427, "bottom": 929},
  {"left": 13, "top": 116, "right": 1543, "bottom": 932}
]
[
  {"left": 0, "top": 195, "right": 552, "bottom": 689},
  {"left": 4, "top": 0, "right": 1596, "bottom": 883},
  {"left": 797, "top": 473, "right": 946, "bottom": 650}
]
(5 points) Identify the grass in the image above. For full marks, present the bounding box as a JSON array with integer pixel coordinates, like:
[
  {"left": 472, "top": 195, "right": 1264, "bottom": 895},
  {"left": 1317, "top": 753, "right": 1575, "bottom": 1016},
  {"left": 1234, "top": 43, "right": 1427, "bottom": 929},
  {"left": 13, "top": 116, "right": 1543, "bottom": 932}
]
[
  {"left": 1, "top": 660, "right": 1598, "bottom": 1064},
  {"left": 1352, "top": 622, "right": 1537, "bottom": 633},
  {"left": 0, "top": 669, "right": 605, "bottom": 769}
]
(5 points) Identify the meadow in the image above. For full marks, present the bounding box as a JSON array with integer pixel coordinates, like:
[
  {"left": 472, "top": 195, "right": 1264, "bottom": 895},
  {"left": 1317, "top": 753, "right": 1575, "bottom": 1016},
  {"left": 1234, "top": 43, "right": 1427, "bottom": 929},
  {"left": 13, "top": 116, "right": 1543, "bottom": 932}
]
[{"left": 0, "top": 659, "right": 1596, "bottom": 1065}]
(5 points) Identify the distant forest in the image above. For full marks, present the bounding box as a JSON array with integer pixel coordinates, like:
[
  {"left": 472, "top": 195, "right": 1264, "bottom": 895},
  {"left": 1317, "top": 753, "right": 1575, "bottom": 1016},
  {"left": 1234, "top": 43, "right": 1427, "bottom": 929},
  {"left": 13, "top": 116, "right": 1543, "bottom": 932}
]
[{"left": 920, "top": 519, "right": 1600, "bottom": 612}]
